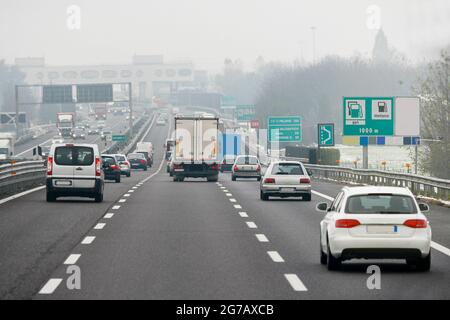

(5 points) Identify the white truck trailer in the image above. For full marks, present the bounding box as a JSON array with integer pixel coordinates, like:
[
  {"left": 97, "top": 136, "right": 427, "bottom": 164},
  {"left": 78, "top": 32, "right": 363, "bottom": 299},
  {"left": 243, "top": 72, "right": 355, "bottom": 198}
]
[{"left": 172, "top": 116, "right": 219, "bottom": 182}]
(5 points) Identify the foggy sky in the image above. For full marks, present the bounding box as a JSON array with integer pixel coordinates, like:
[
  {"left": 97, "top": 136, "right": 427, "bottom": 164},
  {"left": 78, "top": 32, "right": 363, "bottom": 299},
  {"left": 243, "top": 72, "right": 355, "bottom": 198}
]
[{"left": 1, "top": 0, "right": 450, "bottom": 71}]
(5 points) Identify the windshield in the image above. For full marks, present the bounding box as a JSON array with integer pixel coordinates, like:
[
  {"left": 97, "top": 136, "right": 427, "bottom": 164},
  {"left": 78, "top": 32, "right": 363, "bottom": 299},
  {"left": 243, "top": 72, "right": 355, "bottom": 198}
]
[
  {"left": 236, "top": 156, "right": 258, "bottom": 165},
  {"left": 345, "top": 194, "right": 417, "bottom": 214},
  {"left": 271, "top": 163, "right": 304, "bottom": 175}
]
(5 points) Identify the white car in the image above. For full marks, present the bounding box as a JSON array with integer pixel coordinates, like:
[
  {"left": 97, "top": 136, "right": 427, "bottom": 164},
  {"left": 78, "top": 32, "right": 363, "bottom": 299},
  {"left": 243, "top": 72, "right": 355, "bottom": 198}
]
[
  {"left": 51, "top": 135, "right": 64, "bottom": 144},
  {"left": 260, "top": 161, "right": 311, "bottom": 201},
  {"left": 231, "top": 155, "right": 261, "bottom": 181},
  {"left": 316, "top": 186, "right": 431, "bottom": 271},
  {"left": 46, "top": 143, "right": 104, "bottom": 202}
]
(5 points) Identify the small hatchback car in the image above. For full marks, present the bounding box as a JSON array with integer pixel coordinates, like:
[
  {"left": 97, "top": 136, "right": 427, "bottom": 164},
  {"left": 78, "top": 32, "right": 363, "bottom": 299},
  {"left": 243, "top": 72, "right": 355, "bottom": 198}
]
[
  {"left": 46, "top": 143, "right": 104, "bottom": 202},
  {"left": 316, "top": 186, "right": 431, "bottom": 271}
]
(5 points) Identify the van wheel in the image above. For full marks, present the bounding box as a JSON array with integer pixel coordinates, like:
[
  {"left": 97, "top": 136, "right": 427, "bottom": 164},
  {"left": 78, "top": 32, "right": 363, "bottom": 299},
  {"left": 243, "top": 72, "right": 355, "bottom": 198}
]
[
  {"left": 115, "top": 175, "right": 121, "bottom": 183},
  {"left": 94, "top": 192, "right": 104, "bottom": 203},
  {"left": 46, "top": 192, "right": 56, "bottom": 202},
  {"left": 327, "top": 237, "right": 341, "bottom": 271}
]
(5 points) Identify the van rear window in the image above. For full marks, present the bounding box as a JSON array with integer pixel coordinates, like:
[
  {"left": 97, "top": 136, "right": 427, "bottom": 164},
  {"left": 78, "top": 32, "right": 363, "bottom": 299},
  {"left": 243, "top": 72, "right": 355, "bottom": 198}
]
[{"left": 55, "top": 146, "right": 94, "bottom": 166}]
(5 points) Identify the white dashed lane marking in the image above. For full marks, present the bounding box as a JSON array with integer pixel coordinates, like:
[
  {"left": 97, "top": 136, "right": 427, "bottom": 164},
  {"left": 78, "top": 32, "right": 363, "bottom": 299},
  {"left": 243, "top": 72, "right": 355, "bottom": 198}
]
[
  {"left": 267, "top": 251, "right": 284, "bottom": 262},
  {"left": 118, "top": 199, "right": 126, "bottom": 203},
  {"left": 94, "top": 223, "right": 106, "bottom": 230},
  {"left": 63, "top": 254, "right": 81, "bottom": 265},
  {"left": 104, "top": 213, "right": 114, "bottom": 219},
  {"left": 246, "top": 221, "right": 257, "bottom": 229},
  {"left": 128, "top": 190, "right": 134, "bottom": 193},
  {"left": 285, "top": 274, "right": 308, "bottom": 291},
  {"left": 38, "top": 279, "right": 63, "bottom": 295},
  {"left": 230, "top": 199, "right": 237, "bottom": 203},
  {"left": 255, "top": 234, "right": 269, "bottom": 242},
  {"left": 124, "top": 194, "right": 130, "bottom": 197},
  {"left": 238, "top": 211, "right": 248, "bottom": 218},
  {"left": 112, "top": 205, "right": 121, "bottom": 210},
  {"left": 234, "top": 204, "right": 242, "bottom": 209},
  {"left": 226, "top": 193, "right": 232, "bottom": 197},
  {"left": 81, "top": 236, "right": 95, "bottom": 244}
]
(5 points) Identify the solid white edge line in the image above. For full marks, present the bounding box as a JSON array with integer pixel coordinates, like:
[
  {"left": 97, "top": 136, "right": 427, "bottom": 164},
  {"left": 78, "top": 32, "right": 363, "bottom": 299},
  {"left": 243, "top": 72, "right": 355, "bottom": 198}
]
[
  {"left": 0, "top": 186, "right": 46, "bottom": 205},
  {"left": 81, "top": 236, "right": 95, "bottom": 244},
  {"left": 431, "top": 241, "right": 450, "bottom": 256},
  {"left": 38, "top": 278, "right": 63, "bottom": 294},
  {"left": 311, "top": 190, "right": 335, "bottom": 201},
  {"left": 63, "top": 254, "right": 81, "bottom": 265},
  {"left": 267, "top": 251, "right": 285, "bottom": 262},
  {"left": 284, "top": 274, "right": 308, "bottom": 291},
  {"left": 256, "top": 234, "right": 269, "bottom": 242}
]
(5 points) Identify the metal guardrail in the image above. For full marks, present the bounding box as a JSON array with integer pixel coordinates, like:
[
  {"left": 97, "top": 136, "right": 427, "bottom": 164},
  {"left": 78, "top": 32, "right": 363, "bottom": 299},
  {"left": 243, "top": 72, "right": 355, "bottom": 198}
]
[
  {"left": 0, "top": 160, "right": 46, "bottom": 195},
  {"left": 300, "top": 162, "right": 450, "bottom": 201}
]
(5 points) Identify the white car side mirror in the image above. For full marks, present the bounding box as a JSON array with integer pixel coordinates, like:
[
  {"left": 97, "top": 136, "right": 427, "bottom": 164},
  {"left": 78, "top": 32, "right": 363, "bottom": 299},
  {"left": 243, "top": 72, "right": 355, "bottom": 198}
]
[
  {"left": 316, "top": 202, "right": 329, "bottom": 212},
  {"left": 418, "top": 203, "right": 430, "bottom": 213}
]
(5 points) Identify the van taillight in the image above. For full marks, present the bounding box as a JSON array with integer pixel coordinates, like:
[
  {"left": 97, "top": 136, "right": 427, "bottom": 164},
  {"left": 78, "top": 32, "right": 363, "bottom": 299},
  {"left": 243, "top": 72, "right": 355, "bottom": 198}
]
[
  {"left": 95, "top": 157, "right": 101, "bottom": 176},
  {"left": 335, "top": 219, "right": 360, "bottom": 228},
  {"left": 403, "top": 219, "right": 427, "bottom": 228},
  {"left": 47, "top": 156, "right": 53, "bottom": 176},
  {"left": 300, "top": 178, "right": 310, "bottom": 184},
  {"left": 256, "top": 164, "right": 261, "bottom": 171}
]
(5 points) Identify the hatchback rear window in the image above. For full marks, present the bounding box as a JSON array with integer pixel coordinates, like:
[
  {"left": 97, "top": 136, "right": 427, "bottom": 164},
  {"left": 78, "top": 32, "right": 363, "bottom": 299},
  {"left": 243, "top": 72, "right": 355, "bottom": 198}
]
[
  {"left": 345, "top": 194, "right": 417, "bottom": 214},
  {"left": 55, "top": 146, "right": 94, "bottom": 166},
  {"left": 115, "top": 155, "right": 126, "bottom": 161},
  {"left": 236, "top": 157, "right": 258, "bottom": 165},
  {"left": 128, "top": 153, "right": 144, "bottom": 159},
  {"left": 271, "top": 163, "right": 304, "bottom": 175},
  {"left": 102, "top": 156, "right": 116, "bottom": 165}
]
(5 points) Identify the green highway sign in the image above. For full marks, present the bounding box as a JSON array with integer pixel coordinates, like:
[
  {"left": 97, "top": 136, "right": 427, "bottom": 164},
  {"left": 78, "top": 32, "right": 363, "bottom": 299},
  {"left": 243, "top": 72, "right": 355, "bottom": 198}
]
[
  {"left": 343, "top": 97, "right": 394, "bottom": 136},
  {"left": 235, "top": 105, "right": 256, "bottom": 121},
  {"left": 220, "top": 95, "right": 236, "bottom": 107},
  {"left": 43, "top": 85, "right": 73, "bottom": 103},
  {"left": 268, "top": 116, "right": 302, "bottom": 142},
  {"left": 318, "top": 123, "right": 334, "bottom": 146},
  {"left": 77, "top": 84, "right": 113, "bottom": 103},
  {"left": 112, "top": 134, "right": 127, "bottom": 142}
]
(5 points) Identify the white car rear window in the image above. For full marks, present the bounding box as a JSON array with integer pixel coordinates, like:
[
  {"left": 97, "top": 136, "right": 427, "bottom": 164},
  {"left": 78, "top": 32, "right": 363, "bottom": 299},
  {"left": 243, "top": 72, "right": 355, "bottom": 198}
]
[
  {"left": 271, "top": 163, "right": 304, "bottom": 175},
  {"left": 345, "top": 194, "right": 417, "bottom": 214}
]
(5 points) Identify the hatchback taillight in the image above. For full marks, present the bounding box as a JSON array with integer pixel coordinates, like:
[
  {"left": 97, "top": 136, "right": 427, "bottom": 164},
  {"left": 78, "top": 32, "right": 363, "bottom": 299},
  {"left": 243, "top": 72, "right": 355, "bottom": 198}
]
[
  {"left": 140, "top": 159, "right": 146, "bottom": 165},
  {"left": 264, "top": 178, "right": 275, "bottom": 184},
  {"left": 233, "top": 165, "right": 239, "bottom": 171},
  {"left": 95, "top": 157, "right": 101, "bottom": 176},
  {"left": 210, "top": 164, "right": 220, "bottom": 171},
  {"left": 403, "top": 219, "right": 427, "bottom": 228},
  {"left": 47, "top": 156, "right": 53, "bottom": 176},
  {"left": 335, "top": 219, "right": 360, "bottom": 228},
  {"left": 300, "top": 178, "right": 310, "bottom": 184}
]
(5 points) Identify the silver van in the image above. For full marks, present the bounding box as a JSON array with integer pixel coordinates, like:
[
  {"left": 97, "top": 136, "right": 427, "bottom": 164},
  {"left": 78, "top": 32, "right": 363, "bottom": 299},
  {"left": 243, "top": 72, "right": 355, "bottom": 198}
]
[{"left": 46, "top": 143, "right": 104, "bottom": 202}]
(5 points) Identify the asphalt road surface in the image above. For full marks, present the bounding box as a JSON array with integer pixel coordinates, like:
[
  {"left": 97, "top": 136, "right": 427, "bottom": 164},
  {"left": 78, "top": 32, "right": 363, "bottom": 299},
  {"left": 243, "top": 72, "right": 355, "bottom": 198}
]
[{"left": 1, "top": 116, "right": 449, "bottom": 299}]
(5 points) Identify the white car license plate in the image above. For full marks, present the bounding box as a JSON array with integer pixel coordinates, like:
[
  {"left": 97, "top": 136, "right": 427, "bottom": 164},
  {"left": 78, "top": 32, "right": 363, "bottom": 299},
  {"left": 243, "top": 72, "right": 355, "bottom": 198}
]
[
  {"left": 280, "top": 187, "right": 295, "bottom": 193},
  {"left": 367, "top": 225, "right": 397, "bottom": 234},
  {"left": 55, "top": 180, "right": 72, "bottom": 186}
]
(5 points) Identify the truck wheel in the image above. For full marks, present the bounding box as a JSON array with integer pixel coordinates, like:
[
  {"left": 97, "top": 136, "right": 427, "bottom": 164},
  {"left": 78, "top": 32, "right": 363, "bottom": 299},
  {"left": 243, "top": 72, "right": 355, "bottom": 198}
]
[{"left": 46, "top": 192, "right": 56, "bottom": 202}]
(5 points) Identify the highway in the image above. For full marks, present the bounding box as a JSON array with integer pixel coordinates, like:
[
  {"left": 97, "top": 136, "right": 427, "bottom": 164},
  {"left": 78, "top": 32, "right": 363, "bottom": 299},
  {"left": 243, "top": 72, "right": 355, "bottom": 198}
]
[{"left": 1, "top": 113, "right": 449, "bottom": 300}]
